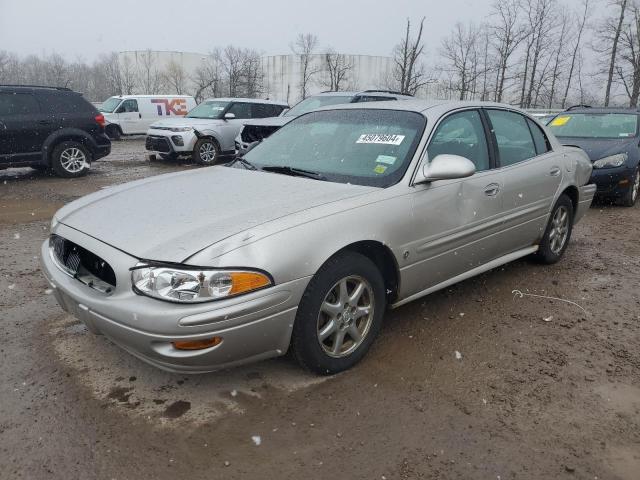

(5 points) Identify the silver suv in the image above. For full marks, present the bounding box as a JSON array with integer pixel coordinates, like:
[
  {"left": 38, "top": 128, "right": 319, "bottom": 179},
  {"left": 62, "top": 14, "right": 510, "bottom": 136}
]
[
  {"left": 235, "top": 90, "right": 414, "bottom": 156},
  {"left": 146, "top": 98, "right": 288, "bottom": 164}
]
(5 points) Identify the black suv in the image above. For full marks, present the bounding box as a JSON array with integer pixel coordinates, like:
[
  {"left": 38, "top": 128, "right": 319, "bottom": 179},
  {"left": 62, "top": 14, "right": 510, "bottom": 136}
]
[{"left": 0, "top": 85, "right": 111, "bottom": 177}]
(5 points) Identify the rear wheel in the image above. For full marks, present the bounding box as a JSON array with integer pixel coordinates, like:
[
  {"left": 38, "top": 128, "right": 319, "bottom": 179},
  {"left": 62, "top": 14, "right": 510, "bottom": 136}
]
[
  {"left": 619, "top": 167, "right": 639, "bottom": 207},
  {"left": 192, "top": 138, "right": 220, "bottom": 165},
  {"left": 533, "top": 194, "right": 574, "bottom": 264},
  {"left": 291, "top": 251, "right": 386, "bottom": 375},
  {"left": 51, "top": 141, "right": 91, "bottom": 178}
]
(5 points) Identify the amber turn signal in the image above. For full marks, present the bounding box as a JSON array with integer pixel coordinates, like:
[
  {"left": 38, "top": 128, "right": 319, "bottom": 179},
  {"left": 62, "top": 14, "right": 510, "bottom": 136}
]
[
  {"left": 173, "top": 337, "right": 223, "bottom": 351},
  {"left": 229, "top": 271, "right": 271, "bottom": 295}
]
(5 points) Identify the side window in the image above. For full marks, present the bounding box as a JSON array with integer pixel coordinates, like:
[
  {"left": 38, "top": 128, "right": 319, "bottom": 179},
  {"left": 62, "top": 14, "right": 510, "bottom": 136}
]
[
  {"left": 526, "top": 118, "right": 551, "bottom": 155},
  {"left": 0, "top": 93, "right": 40, "bottom": 116},
  {"left": 426, "top": 110, "right": 490, "bottom": 171},
  {"left": 251, "top": 104, "right": 275, "bottom": 118},
  {"left": 118, "top": 99, "right": 138, "bottom": 113},
  {"left": 227, "top": 102, "right": 252, "bottom": 119},
  {"left": 271, "top": 105, "right": 287, "bottom": 116},
  {"left": 486, "top": 110, "right": 537, "bottom": 167}
]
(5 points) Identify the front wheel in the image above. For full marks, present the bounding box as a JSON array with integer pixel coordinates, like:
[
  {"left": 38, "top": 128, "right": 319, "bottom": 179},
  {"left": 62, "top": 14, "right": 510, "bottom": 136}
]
[
  {"left": 106, "top": 124, "right": 122, "bottom": 141},
  {"left": 51, "top": 141, "right": 91, "bottom": 178},
  {"left": 192, "top": 138, "right": 220, "bottom": 165},
  {"left": 619, "top": 167, "right": 639, "bottom": 207},
  {"left": 533, "top": 194, "right": 574, "bottom": 264},
  {"left": 291, "top": 252, "right": 386, "bottom": 375}
]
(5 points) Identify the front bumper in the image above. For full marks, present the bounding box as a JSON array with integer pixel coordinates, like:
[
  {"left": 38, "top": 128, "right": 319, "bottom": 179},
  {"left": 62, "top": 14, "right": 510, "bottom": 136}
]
[
  {"left": 590, "top": 166, "right": 636, "bottom": 198},
  {"left": 40, "top": 225, "right": 308, "bottom": 373},
  {"left": 145, "top": 128, "right": 197, "bottom": 154}
]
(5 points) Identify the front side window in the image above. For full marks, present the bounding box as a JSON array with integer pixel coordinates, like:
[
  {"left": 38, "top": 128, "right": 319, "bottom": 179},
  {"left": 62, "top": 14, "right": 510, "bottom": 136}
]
[
  {"left": 283, "top": 95, "right": 354, "bottom": 117},
  {"left": 0, "top": 93, "right": 40, "bottom": 116},
  {"left": 427, "top": 110, "right": 490, "bottom": 171},
  {"left": 547, "top": 113, "right": 638, "bottom": 139},
  {"left": 487, "top": 110, "right": 537, "bottom": 167},
  {"left": 243, "top": 109, "right": 426, "bottom": 187},
  {"left": 118, "top": 99, "right": 138, "bottom": 113},
  {"left": 186, "top": 100, "right": 230, "bottom": 119}
]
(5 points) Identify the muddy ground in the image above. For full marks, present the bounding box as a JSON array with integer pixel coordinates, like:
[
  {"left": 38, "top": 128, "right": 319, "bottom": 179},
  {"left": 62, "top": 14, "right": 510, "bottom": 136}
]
[{"left": 1, "top": 139, "right": 639, "bottom": 480}]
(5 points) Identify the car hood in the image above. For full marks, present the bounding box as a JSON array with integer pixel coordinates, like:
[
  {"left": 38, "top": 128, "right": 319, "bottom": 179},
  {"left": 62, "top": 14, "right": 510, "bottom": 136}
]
[
  {"left": 242, "top": 116, "right": 294, "bottom": 128},
  {"left": 55, "top": 167, "right": 375, "bottom": 263},
  {"left": 555, "top": 137, "right": 636, "bottom": 161},
  {"left": 150, "top": 117, "right": 224, "bottom": 128}
]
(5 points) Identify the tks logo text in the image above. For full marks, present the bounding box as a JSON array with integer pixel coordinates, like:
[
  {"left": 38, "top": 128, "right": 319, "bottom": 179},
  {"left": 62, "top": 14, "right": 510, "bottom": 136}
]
[{"left": 151, "top": 99, "right": 188, "bottom": 116}]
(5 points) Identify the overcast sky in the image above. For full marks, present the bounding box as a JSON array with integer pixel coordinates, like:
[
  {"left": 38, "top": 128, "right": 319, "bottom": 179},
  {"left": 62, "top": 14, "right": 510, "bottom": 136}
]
[{"left": 1, "top": 0, "right": 595, "bottom": 61}]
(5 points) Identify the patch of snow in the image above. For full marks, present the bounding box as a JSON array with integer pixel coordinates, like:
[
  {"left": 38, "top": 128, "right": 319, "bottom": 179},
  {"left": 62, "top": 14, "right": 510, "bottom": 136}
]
[
  {"left": 251, "top": 435, "right": 261, "bottom": 446},
  {"left": 455, "top": 350, "right": 462, "bottom": 360}
]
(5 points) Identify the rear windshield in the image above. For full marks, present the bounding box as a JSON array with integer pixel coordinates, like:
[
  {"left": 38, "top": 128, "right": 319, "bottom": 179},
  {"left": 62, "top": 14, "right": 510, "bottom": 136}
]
[
  {"left": 244, "top": 109, "right": 426, "bottom": 188},
  {"left": 548, "top": 113, "right": 639, "bottom": 139},
  {"left": 284, "top": 95, "right": 354, "bottom": 117}
]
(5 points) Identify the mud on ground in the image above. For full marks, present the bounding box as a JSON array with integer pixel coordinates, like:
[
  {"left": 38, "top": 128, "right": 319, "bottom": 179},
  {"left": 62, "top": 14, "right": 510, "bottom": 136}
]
[{"left": 1, "top": 139, "right": 639, "bottom": 479}]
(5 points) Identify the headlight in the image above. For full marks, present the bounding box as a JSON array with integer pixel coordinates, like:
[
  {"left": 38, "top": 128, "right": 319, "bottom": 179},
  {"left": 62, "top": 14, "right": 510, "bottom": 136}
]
[
  {"left": 169, "top": 126, "right": 193, "bottom": 132},
  {"left": 593, "top": 153, "right": 628, "bottom": 169},
  {"left": 131, "top": 263, "right": 272, "bottom": 303},
  {"left": 50, "top": 216, "right": 59, "bottom": 231}
]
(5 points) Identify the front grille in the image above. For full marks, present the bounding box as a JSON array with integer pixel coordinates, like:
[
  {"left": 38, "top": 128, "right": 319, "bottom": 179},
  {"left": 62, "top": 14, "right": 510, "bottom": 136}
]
[
  {"left": 145, "top": 135, "right": 172, "bottom": 153},
  {"left": 241, "top": 125, "right": 280, "bottom": 143},
  {"left": 50, "top": 235, "right": 117, "bottom": 294}
]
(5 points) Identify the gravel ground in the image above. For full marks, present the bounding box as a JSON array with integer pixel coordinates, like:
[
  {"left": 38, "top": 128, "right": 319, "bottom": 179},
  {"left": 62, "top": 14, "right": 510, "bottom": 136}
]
[{"left": 1, "top": 139, "right": 639, "bottom": 480}]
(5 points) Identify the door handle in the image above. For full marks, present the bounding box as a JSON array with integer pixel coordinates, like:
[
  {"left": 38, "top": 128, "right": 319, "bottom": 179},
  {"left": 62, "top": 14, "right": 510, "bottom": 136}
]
[
  {"left": 549, "top": 167, "right": 561, "bottom": 177},
  {"left": 138, "top": 113, "right": 142, "bottom": 119},
  {"left": 484, "top": 183, "right": 500, "bottom": 196},
  {"left": 38, "top": 120, "right": 51, "bottom": 125}
]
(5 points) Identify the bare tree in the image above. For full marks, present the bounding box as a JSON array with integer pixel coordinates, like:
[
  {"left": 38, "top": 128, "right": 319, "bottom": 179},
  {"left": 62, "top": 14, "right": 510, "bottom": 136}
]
[
  {"left": 490, "top": 0, "right": 525, "bottom": 102},
  {"left": 137, "top": 50, "right": 164, "bottom": 94},
  {"left": 242, "top": 49, "right": 264, "bottom": 98},
  {"left": 602, "top": 0, "right": 629, "bottom": 106},
  {"left": 441, "top": 22, "right": 484, "bottom": 100},
  {"left": 547, "top": 9, "right": 570, "bottom": 108},
  {"left": 291, "top": 33, "right": 320, "bottom": 99},
  {"left": 191, "top": 50, "right": 223, "bottom": 102},
  {"left": 163, "top": 59, "right": 187, "bottom": 94},
  {"left": 392, "top": 17, "right": 429, "bottom": 95},
  {"left": 120, "top": 56, "right": 137, "bottom": 95},
  {"left": 561, "top": 0, "right": 591, "bottom": 108},
  {"left": 323, "top": 50, "right": 353, "bottom": 91},
  {"left": 616, "top": 4, "right": 640, "bottom": 106}
]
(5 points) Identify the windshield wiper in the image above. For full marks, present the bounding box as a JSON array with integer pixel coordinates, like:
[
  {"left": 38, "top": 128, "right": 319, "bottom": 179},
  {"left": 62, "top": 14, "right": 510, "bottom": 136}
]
[
  {"left": 226, "top": 156, "right": 257, "bottom": 170},
  {"left": 261, "top": 165, "right": 327, "bottom": 181}
]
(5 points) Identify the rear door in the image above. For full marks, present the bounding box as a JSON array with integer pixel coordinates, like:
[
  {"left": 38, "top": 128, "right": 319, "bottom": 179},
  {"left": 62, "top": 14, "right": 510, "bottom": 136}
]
[
  {"left": 484, "top": 109, "right": 562, "bottom": 252},
  {"left": 404, "top": 109, "right": 506, "bottom": 295},
  {"left": 0, "top": 91, "right": 45, "bottom": 163}
]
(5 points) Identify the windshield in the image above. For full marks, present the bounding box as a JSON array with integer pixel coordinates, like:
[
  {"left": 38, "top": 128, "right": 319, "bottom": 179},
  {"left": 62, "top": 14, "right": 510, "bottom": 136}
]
[
  {"left": 548, "top": 113, "right": 639, "bottom": 139},
  {"left": 99, "top": 97, "right": 122, "bottom": 113},
  {"left": 243, "top": 109, "right": 426, "bottom": 188},
  {"left": 284, "top": 95, "right": 354, "bottom": 117},
  {"left": 186, "top": 100, "right": 230, "bottom": 119}
]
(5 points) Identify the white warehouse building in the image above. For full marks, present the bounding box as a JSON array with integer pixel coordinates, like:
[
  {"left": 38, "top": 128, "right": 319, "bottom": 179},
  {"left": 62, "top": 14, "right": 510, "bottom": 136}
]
[{"left": 117, "top": 51, "right": 395, "bottom": 104}]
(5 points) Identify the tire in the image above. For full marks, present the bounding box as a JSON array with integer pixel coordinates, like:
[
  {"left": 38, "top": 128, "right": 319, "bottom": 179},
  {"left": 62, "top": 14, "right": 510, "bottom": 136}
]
[
  {"left": 291, "top": 251, "right": 386, "bottom": 375},
  {"left": 106, "top": 125, "right": 121, "bottom": 141},
  {"left": 51, "top": 141, "right": 91, "bottom": 178},
  {"left": 619, "top": 167, "right": 639, "bottom": 207},
  {"left": 533, "top": 194, "right": 574, "bottom": 264},
  {"left": 192, "top": 138, "right": 220, "bottom": 165}
]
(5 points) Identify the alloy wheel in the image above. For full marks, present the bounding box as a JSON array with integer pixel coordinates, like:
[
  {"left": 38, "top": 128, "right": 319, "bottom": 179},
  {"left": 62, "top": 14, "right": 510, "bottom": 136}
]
[
  {"left": 199, "top": 142, "right": 217, "bottom": 163},
  {"left": 316, "top": 275, "right": 375, "bottom": 358},
  {"left": 549, "top": 205, "right": 569, "bottom": 255},
  {"left": 59, "top": 147, "right": 87, "bottom": 173}
]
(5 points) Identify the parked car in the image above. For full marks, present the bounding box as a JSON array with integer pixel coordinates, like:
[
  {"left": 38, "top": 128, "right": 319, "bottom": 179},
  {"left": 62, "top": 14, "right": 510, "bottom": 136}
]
[
  {"left": 0, "top": 85, "right": 111, "bottom": 177},
  {"left": 235, "top": 90, "right": 414, "bottom": 156},
  {"left": 41, "top": 101, "right": 595, "bottom": 375},
  {"left": 547, "top": 107, "right": 640, "bottom": 206},
  {"left": 99, "top": 95, "right": 196, "bottom": 139},
  {"left": 145, "top": 98, "right": 288, "bottom": 164}
]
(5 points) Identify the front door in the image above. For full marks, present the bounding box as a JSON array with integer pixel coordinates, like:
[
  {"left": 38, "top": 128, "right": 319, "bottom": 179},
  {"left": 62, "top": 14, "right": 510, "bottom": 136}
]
[
  {"left": 402, "top": 109, "right": 506, "bottom": 297},
  {"left": 115, "top": 99, "right": 140, "bottom": 134}
]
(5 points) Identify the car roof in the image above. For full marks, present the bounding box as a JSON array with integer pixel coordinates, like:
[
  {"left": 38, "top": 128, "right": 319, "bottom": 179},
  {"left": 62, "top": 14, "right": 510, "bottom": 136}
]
[
  {"left": 0, "top": 85, "right": 75, "bottom": 93},
  {"left": 314, "top": 100, "right": 529, "bottom": 116},
  {"left": 109, "top": 94, "right": 194, "bottom": 99},
  {"left": 559, "top": 108, "right": 640, "bottom": 115},
  {"left": 204, "top": 97, "right": 289, "bottom": 106},
  {"left": 311, "top": 90, "right": 414, "bottom": 100}
]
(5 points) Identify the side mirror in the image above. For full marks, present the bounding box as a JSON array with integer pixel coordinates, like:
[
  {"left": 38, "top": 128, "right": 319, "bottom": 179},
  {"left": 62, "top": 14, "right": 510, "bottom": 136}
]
[
  {"left": 415, "top": 154, "right": 476, "bottom": 184},
  {"left": 224, "top": 112, "right": 236, "bottom": 120}
]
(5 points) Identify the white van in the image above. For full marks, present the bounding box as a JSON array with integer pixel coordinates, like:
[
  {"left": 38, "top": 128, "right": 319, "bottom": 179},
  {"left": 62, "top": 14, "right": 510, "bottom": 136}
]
[{"left": 99, "top": 95, "right": 196, "bottom": 139}]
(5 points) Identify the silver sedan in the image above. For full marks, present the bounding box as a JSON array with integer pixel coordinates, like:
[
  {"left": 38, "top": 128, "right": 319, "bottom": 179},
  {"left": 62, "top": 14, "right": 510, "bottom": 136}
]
[{"left": 41, "top": 101, "right": 596, "bottom": 375}]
